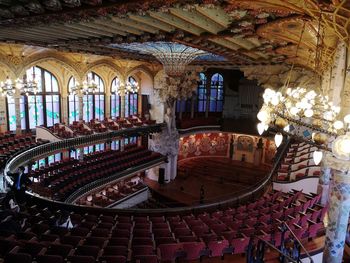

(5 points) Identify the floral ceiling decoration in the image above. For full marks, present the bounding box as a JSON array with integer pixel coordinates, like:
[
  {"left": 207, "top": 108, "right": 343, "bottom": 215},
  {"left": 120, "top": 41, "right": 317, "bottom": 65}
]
[{"left": 0, "top": 0, "right": 346, "bottom": 74}]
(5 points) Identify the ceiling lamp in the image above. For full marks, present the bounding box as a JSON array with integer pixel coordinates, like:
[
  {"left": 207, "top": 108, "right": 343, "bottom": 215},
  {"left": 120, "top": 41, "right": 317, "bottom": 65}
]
[
  {"left": 274, "top": 133, "right": 283, "bottom": 147},
  {"left": 0, "top": 74, "right": 38, "bottom": 97},
  {"left": 69, "top": 74, "right": 98, "bottom": 95},
  {"left": 125, "top": 80, "right": 139, "bottom": 94},
  {"left": 112, "top": 42, "right": 206, "bottom": 77}
]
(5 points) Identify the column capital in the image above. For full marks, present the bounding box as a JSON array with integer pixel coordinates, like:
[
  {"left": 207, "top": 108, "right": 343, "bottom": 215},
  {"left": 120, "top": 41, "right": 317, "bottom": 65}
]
[{"left": 324, "top": 153, "right": 350, "bottom": 174}]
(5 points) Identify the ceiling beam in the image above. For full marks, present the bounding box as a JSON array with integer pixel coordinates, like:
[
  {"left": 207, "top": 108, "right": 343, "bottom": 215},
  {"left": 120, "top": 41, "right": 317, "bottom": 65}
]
[
  {"left": 149, "top": 11, "right": 205, "bottom": 36},
  {"left": 63, "top": 23, "right": 114, "bottom": 37},
  {"left": 195, "top": 6, "right": 232, "bottom": 28},
  {"left": 110, "top": 17, "right": 160, "bottom": 34},
  {"left": 80, "top": 21, "right": 128, "bottom": 36},
  {"left": 225, "top": 37, "right": 256, "bottom": 50},
  {"left": 127, "top": 14, "right": 176, "bottom": 32},
  {"left": 168, "top": 8, "right": 225, "bottom": 34},
  {"left": 95, "top": 19, "right": 144, "bottom": 35}
]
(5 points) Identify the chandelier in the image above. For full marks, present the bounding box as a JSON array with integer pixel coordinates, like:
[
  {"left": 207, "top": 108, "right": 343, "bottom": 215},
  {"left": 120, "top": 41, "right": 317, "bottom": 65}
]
[
  {"left": 0, "top": 75, "right": 38, "bottom": 97},
  {"left": 257, "top": 87, "right": 350, "bottom": 163},
  {"left": 69, "top": 75, "right": 98, "bottom": 95},
  {"left": 112, "top": 80, "right": 139, "bottom": 95}
]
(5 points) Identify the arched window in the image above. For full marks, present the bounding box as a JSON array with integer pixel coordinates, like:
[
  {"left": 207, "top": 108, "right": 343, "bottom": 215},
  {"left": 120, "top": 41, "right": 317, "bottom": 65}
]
[
  {"left": 83, "top": 72, "right": 105, "bottom": 121},
  {"left": 197, "top": 73, "right": 207, "bottom": 112},
  {"left": 68, "top": 77, "right": 79, "bottom": 124},
  {"left": 125, "top": 76, "right": 138, "bottom": 117},
  {"left": 209, "top": 73, "right": 224, "bottom": 112},
  {"left": 7, "top": 66, "right": 60, "bottom": 130},
  {"left": 110, "top": 77, "right": 121, "bottom": 118}
]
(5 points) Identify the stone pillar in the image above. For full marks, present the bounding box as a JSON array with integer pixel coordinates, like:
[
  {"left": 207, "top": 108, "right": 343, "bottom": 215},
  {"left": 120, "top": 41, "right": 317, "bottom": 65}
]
[
  {"left": 190, "top": 95, "right": 195, "bottom": 119},
  {"left": 105, "top": 92, "right": 111, "bottom": 119},
  {"left": 323, "top": 155, "right": 350, "bottom": 263},
  {"left": 61, "top": 95, "right": 68, "bottom": 124},
  {"left": 120, "top": 139, "right": 125, "bottom": 151},
  {"left": 14, "top": 93, "right": 21, "bottom": 134},
  {"left": 120, "top": 92, "right": 125, "bottom": 118},
  {"left": 78, "top": 148, "right": 84, "bottom": 162},
  {"left": 78, "top": 94, "right": 83, "bottom": 121},
  {"left": 317, "top": 166, "right": 332, "bottom": 205}
]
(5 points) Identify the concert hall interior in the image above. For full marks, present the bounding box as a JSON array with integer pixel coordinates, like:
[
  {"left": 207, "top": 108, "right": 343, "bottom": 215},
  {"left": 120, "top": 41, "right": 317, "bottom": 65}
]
[{"left": 0, "top": 1, "right": 350, "bottom": 263}]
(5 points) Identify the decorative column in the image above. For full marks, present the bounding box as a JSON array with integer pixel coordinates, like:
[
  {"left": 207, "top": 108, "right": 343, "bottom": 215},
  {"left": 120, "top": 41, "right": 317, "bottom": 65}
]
[
  {"left": 78, "top": 94, "right": 84, "bottom": 121},
  {"left": 61, "top": 95, "right": 68, "bottom": 124},
  {"left": 14, "top": 92, "right": 22, "bottom": 134},
  {"left": 323, "top": 154, "right": 350, "bottom": 263},
  {"left": 120, "top": 79, "right": 126, "bottom": 118},
  {"left": 317, "top": 166, "right": 332, "bottom": 205}
]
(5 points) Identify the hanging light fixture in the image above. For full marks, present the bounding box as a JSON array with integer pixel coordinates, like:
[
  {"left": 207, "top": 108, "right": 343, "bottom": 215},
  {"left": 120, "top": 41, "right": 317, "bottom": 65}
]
[
  {"left": 274, "top": 133, "right": 283, "bottom": 147},
  {"left": 125, "top": 80, "right": 139, "bottom": 94},
  {"left": 0, "top": 74, "right": 38, "bottom": 97},
  {"left": 313, "top": 150, "right": 323, "bottom": 165},
  {"left": 69, "top": 74, "right": 98, "bottom": 95}
]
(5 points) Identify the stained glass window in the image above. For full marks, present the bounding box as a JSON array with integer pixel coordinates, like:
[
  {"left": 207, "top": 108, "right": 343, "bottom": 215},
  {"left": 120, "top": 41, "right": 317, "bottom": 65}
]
[
  {"left": 7, "top": 66, "right": 61, "bottom": 131},
  {"left": 111, "top": 77, "right": 121, "bottom": 118},
  {"left": 111, "top": 140, "right": 120, "bottom": 150},
  {"left": 209, "top": 73, "right": 224, "bottom": 112},
  {"left": 68, "top": 77, "right": 79, "bottom": 124},
  {"left": 7, "top": 96, "right": 26, "bottom": 131},
  {"left": 125, "top": 76, "right": 138, "bottom": 117},
  {"left": 197, "top": 73, "right": 207, "bottom": 112},
  {"left": 83, "top": 72, "right": 105, "bottom": 121}
]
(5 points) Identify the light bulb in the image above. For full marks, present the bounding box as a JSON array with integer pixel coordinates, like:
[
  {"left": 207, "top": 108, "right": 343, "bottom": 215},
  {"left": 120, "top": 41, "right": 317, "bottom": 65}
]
[
  {"left": 333, "top": 120, "right": 344, "bottom": 130},
  {"left": 257, "top": 110, "right": 269, "bottom": 122},
  {"left": 257, "top": 123, "right": 265, "bottom": 135},
  {"left": 313, "top": 150, "right": 323, "bottom": 165},
  {"left": 283, "top": 125, "right": 290, "bottom": 132},
  {"left": 332, "top": 132, "right": 350, "bottom": 160},
  {"left": 304, "top": 109, "right": 314, "bottom": 118},
  {"left": 290, "top": 107, "right": 299, "bottom": 116},
  {"left": 344, "top": 114, "right": 350, "bottom": 124},
  {"left": 274, "top": 133, "right": 283, "bottom": 147}
]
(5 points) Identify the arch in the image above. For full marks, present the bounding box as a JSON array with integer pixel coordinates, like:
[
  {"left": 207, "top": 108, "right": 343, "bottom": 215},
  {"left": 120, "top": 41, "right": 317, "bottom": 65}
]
[
  {"left": 19, "top": 52, "right": 80, "bottom": 80},
  {"left": 85, "top": 60, "right": 124, "bottom": 81},
  {"left": 126, "top": 65, "right": 154, "bottom": 84},
  {"left": 209, "top": 73, "right": 224, "bottom": 113}
]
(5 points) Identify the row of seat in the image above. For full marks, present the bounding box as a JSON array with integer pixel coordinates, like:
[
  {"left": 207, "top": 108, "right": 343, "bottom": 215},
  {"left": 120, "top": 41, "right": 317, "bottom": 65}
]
[
  {"left": 76, "top": 176, "right": 146, "bottom": 208},
  {"left": 0, "top": 189, "right": 326, "bottom": 263},
  {"left": 0, "top": 132, "right": 47, "bottom": 169},
  {"left": 277, "top": 142, "right": 321, "bottom": 181},
  {"left": 29, "top": 146, "right": 163, "bottom": 200}
]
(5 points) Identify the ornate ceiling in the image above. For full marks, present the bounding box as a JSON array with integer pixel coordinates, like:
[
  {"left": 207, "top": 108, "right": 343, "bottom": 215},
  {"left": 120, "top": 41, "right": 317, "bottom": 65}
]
[{"left": 0, "top": 0, "right": 348, "bottom": 73}]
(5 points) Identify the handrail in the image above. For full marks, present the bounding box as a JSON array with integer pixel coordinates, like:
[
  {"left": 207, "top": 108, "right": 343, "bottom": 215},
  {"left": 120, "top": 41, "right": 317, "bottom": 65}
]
[
  {"left": 256, "top": 237, "right": 298, "bottom": 263},
  {"left": 64, "top": 156, "right": 167, "bottom": 203},
  {"left": 4, "top": 123, "right": 164, "bottom": 175},
  {"left": 283, "top": 222, "right": 314, "bottom": 263},
  {"left": 5, "top": 128, "right": 290, "bottom": 214}
]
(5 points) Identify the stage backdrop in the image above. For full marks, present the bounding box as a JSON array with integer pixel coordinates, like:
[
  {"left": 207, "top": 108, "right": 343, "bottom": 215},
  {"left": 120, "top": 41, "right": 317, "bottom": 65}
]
[{"left": 178, "top": 132, "right": 275, "bottom": 165}]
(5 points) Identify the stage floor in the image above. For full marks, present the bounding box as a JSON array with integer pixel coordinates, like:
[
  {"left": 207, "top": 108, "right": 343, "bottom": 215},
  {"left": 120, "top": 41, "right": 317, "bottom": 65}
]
[{"left": 145, "top": 157, "right": 271, "bottom": 206}]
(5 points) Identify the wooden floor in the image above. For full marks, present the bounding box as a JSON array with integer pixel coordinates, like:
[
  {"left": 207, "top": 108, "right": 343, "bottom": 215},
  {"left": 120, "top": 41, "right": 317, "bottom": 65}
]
[{"left": 145, "top": 157, "right": 270, "bottom": 206}]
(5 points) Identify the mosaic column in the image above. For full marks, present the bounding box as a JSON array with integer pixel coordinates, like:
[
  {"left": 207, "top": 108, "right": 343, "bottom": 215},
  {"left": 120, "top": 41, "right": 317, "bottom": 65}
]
[
  {"left": 317, "top": 166, "right": 332, "bottom": 205},
  {"left": 323, "top": 155, "right": 350, "bottom": 263},
  {"left": 14, "top": 93, "right": 22, "bottom": 134}
]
